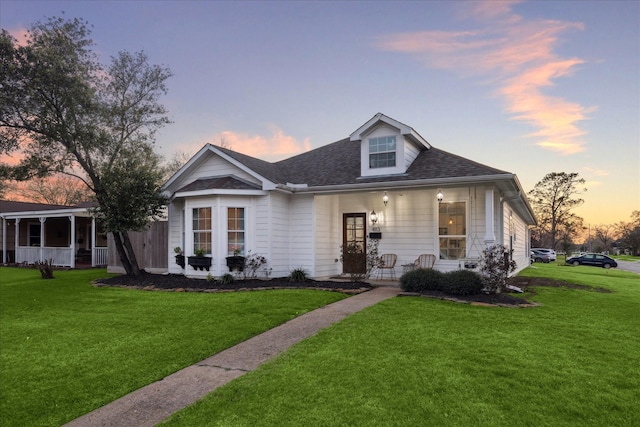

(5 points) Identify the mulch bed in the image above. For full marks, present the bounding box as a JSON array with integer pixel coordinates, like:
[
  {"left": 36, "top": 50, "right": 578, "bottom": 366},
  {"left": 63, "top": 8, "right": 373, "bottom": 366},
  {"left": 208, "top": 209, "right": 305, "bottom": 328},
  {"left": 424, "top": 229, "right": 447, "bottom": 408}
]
[
  {"left": 95, "top": 273, "right": 372, "bottom": 294},
  {"left": 95, "top": 273, "right": 610, "bottom": 307}
]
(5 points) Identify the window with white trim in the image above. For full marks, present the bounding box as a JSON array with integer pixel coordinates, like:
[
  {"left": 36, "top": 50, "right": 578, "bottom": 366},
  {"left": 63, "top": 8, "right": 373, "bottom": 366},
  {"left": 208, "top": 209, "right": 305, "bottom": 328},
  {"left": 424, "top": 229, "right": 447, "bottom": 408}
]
[
  {"left": 192, "top": 207, "right": 212, "bottom": 254},
  {"left": 438, "top": 202, "right": 466, "bottom": 260},
  {"left": 227, "top": 207, "right": 245, "bottom": 256},
  {"left": 369, "top": 136, "right": 396, "bottom": 169}
]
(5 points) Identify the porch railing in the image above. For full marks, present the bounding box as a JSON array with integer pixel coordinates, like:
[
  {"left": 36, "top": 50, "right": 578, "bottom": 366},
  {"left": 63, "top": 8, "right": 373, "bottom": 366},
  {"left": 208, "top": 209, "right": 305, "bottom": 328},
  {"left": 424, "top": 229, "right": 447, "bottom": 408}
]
[
  {"left": 93, "top": 247, "right": 108, "bottom": 267},
  {"left": 16, "top": 246, "right": 73, "bottom": 267}
]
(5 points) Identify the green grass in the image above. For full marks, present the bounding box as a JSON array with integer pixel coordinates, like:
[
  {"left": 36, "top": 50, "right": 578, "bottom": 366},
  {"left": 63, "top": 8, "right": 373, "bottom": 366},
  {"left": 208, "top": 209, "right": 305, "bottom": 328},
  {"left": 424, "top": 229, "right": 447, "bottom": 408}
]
[
  {"left": 0, "top": 267, "right": 346, "bottom": 427},
  {"left": 162, "top": 263, "right": 640, "bottom": 427}
]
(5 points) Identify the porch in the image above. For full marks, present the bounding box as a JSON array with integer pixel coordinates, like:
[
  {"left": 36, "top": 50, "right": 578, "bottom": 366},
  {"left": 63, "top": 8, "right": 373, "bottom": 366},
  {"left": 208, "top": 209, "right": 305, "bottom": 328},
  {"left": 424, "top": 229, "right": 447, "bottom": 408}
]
[{"left": 2, "top": 207, "right": 108, "bottom": 268}]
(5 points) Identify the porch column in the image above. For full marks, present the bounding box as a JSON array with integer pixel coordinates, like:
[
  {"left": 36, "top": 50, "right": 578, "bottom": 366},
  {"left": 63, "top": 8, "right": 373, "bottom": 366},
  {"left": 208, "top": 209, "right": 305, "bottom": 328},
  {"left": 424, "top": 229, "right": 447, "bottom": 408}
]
[
  {"left": 484, "top": 188, "right": 496, "bottom": 248},
  {"left": 91, "top": 217, "right": 96, "bottom": 267},
  {"left": 15, "top": 218, "right": 20, "bottom": 263},
  {"left": 70, "top": 215, "right": 76, "bottom": 269},
  {"left": 39, "top": 217, "right": 46, "bottom": 262},
  {"left": 1, "top": 218, "right": 6, "bottom": 265}
]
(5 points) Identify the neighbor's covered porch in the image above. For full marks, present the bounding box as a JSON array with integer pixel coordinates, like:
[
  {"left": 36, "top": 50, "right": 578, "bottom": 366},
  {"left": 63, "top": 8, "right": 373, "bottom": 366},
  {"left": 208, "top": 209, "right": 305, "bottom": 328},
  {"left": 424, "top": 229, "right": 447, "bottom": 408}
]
[{"left": 3, "top": 210, "right": 108, "bottom": 268}]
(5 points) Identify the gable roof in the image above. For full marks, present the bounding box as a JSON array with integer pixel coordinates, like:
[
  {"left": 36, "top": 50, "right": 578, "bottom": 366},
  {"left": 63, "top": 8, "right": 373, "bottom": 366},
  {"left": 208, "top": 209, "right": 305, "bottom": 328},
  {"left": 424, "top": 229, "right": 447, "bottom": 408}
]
[
  {"left": 350, "top": 112, "right": 431, "bottom": 149},
  {"left": 176, "top": 175, "right": 262, "bottom": 193}
]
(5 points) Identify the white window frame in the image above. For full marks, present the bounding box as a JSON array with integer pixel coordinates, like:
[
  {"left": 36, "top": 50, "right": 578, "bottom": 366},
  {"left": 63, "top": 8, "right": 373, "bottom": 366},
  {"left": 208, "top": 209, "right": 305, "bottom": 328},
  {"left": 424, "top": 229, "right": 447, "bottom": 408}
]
[
  {"left": 227, "top": 207, "right": 246, "bottom": 256},
  {"left": 192, "top": 207, "right": 212, "bottom": 255},
  {"left": 438, "top": 201, "right": 467, "bottom": 260},
  {"left": 368, "top": 136, "right": 396, "bottom": 169}
]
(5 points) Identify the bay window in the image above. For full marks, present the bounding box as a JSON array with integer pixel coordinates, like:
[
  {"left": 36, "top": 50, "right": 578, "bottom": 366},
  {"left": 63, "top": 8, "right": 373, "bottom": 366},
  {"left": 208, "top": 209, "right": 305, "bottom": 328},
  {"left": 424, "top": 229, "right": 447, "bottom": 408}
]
[
  {"left": 227, "top": 207, "right": 245, "bottom": 256},
  {"left": 192, "top": 207, "right": 211, "bottom": 254}
]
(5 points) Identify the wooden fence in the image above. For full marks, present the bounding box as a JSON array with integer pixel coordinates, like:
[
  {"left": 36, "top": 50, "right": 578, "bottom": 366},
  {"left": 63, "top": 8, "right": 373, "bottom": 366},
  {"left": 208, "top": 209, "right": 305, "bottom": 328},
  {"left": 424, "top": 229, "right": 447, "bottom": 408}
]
[{"left": 107, "top": 221, "right": 168, "bottom": 274}]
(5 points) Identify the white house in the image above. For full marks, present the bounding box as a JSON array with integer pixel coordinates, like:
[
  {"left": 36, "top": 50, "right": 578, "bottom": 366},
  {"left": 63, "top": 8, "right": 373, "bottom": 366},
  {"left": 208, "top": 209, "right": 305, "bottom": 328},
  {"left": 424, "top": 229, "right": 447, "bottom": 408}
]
[{"left": 162, "top": 113, "right": 536, "bottom": 279}]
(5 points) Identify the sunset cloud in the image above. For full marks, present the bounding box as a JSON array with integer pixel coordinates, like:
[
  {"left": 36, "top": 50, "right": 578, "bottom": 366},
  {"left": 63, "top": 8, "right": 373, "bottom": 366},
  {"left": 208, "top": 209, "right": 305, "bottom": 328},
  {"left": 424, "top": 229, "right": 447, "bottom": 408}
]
[
  {"left": 375, "top": 0, "right": 590, "bottom": 154},
  {"left": 215, "top": 126, "right": 312, "bottom": 161}
]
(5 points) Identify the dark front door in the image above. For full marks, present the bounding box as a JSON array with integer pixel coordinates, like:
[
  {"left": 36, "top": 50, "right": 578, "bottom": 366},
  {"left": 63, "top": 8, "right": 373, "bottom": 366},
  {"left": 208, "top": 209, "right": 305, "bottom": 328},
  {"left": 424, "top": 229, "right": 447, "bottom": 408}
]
[{"left": 343, "top": 213, "right": 366, "bottom": 274}]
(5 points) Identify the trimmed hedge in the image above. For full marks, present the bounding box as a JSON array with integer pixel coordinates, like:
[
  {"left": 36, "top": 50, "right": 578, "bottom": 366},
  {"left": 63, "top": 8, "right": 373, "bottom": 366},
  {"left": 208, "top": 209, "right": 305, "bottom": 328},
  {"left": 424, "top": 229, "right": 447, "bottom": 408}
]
[
  {"left": 439, "top": 270, "right": 484, "bottom": 295},
  {"left": 399, "top": 268, "right": 445, "bottom": 292},
  {"left": 400, "top": 268, "right": 483, "bottom": 296}
]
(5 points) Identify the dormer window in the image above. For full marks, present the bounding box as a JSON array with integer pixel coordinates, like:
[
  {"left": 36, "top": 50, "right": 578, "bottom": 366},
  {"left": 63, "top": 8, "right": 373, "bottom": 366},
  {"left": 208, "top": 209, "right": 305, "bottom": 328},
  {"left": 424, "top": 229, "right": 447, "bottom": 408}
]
[{"left": 369, "top": 136, "right": 396, "bottom": 169}]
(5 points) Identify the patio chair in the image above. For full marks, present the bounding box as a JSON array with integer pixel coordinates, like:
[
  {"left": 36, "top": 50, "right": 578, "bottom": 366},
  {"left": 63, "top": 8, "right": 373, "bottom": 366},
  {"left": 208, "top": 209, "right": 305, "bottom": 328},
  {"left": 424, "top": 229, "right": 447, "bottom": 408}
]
[
  {"left": 414, "top": 254, "right": 436, "bottom": 270},
  {"left": 377, "top": 254, "right": 397, "bottom": 280}
]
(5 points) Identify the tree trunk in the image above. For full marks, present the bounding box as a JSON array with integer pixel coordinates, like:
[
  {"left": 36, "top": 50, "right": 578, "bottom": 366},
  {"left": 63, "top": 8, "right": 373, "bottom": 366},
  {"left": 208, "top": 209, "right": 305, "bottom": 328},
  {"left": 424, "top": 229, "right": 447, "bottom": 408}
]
[
  {"left": 112, "top": 231, "right": 141, "bottom": 277},
  {"left": 121, "top": 231, "right": 141, "bottom": 276}
]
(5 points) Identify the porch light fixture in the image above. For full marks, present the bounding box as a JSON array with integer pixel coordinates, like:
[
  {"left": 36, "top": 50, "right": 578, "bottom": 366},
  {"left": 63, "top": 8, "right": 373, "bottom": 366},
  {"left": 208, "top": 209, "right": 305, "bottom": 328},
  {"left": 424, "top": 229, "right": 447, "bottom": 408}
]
[
  {"left": 437, "top": 190, "right": 444, "bottom": 203},
  {"left": 383, "top": 192, "right": 389, "bottom": 206},
  {"left": 370, "top": 210, "right": 378, "bottom": 225}
]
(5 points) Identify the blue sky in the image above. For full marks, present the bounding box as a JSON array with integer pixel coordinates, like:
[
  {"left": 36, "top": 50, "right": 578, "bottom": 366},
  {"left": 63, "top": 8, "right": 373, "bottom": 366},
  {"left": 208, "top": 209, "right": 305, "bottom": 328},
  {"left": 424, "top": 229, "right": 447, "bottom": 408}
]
[{"left": 1, "top": 0, "right": 638, "bottom": 226}]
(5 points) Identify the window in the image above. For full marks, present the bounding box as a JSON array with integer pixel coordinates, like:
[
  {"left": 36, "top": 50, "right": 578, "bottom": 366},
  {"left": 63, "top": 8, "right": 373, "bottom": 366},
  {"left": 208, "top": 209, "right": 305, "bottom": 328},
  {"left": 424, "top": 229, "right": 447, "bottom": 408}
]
[
  {"left": 28, "top": 223, "right": 41, "bottom": 246},
  {"left": 369, "top": 136, "right": 396, "bottom": 169},
  {"left": 227, "top": 207, "right": 245, "bottom": 256},
  {"left": 192, "top": 207, "right": 212, "bottom": 254},
  {"left": 439, "top": 202, "right": 466, "bottom": 260}
]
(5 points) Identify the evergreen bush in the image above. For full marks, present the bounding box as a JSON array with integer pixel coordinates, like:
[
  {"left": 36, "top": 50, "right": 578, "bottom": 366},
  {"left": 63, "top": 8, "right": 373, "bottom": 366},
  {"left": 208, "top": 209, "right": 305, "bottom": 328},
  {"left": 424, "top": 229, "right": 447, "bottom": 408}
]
[{"left": 399, "top": 268, "right": 445, "bottom": 292}]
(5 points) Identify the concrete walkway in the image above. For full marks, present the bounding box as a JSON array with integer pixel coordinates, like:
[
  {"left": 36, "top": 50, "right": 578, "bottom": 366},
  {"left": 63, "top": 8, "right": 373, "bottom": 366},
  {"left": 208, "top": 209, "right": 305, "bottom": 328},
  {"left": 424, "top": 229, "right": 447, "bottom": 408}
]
[{"left": 64, "top": 286, "right": 400, "bottom": 427}]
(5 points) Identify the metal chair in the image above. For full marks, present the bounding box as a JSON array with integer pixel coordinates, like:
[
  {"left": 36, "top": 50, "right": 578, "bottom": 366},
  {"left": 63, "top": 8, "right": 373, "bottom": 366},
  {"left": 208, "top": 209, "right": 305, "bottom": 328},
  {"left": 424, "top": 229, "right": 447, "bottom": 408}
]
[
  {"left": 377, "top": 254, "right": 397, "bottom": 279},
  {"left": 414, "top": 254, "right": 436, "bottom": 269}
]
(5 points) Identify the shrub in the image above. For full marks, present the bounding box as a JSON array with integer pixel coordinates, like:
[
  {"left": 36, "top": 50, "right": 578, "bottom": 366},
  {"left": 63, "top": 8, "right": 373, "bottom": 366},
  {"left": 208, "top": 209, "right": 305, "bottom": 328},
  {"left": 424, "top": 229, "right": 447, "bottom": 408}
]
[
  {"left": 34, "top": 259, "right": 55, "bottom": 279},
  {"left": 288, "top": 267, "right": 308, "bottom": 282},
  {"left": 241, "top": 251, "right": 267, "bottom": 279},
  {"left": 400, "top": 268, "right": 445, "bottom": 292},
  {"left": 220, "top": 273, "right": 234, "bottom": 285},
  {"left": 480, "top": 244, "right": 516, "bottom": 294},
  {"left": 440, "top": 270, "right": 483, "bottom": 296}
]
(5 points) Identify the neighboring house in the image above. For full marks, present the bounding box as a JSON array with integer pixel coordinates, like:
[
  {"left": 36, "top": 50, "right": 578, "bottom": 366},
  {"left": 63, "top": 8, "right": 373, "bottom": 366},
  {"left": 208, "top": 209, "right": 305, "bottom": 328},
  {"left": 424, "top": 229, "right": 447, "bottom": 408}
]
[
  {"left": 0, "top": 200, "right": 108, "bottom": 267},
  {"left": 163, "top": 113, "right": 536, "bottom": 279}
]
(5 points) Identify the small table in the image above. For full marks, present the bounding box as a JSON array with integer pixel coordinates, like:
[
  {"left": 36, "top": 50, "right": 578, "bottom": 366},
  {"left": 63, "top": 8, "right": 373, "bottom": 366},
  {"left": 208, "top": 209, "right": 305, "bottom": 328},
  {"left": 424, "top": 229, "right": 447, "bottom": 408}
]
[{"left": 402, "top": 264, "right": 415, "bottom": 274}]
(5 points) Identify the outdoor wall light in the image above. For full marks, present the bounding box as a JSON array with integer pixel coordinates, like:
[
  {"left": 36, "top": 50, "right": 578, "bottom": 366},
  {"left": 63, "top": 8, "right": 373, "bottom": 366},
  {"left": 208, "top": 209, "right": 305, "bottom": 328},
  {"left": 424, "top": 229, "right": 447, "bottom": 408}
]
[
  {"left": 383, "top": 191, "right": 389, "bottom": 206},
  {"left": 437, "top": 189, "right": 444, "bottom": 203},
  {"left": 370, "top": 210, "right": 378, "bottom": 225}
]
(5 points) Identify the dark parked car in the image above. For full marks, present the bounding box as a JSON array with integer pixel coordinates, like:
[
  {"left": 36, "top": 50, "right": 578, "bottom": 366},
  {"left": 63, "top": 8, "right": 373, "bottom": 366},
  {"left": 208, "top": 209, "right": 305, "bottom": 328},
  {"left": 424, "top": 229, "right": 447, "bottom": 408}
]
[
  {"left": 530, "top": 249, "right": 551, "bottom": 263},
  {"left": 566, "top": 253, "right": 618, "bottom": 269}
]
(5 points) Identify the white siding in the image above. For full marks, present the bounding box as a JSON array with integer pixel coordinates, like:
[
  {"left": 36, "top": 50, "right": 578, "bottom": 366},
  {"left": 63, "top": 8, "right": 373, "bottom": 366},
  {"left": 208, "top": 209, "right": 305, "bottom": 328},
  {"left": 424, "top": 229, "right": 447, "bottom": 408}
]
[
  {"left": 268, "top": 192, "right": 295, "bottom": 278},
  {"left": 288, "top": 194, "right": 315, "bottom": 275},
  {"left": 167, "top": 199, "right": 185, "bottom": 274},
  {"left": 314, "top": 195, "right": 340, "bottom": 277}
]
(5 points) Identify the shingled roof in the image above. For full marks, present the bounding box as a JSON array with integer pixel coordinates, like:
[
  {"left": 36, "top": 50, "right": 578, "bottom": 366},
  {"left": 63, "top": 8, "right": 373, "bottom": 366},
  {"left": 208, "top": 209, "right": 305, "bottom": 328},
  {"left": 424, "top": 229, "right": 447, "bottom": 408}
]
[
  {"left": 176, "top": 175, "right": 262, "bottom": 193},
  {"left": 212, "top": 137, "right": 510, "bottom": 188}
]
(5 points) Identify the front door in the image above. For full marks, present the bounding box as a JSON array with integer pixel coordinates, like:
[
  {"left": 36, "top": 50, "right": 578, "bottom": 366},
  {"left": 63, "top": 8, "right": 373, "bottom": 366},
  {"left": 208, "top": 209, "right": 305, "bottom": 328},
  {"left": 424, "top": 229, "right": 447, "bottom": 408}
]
[{"left": 342, "top": 213, "right": 366, "bottom": 274}]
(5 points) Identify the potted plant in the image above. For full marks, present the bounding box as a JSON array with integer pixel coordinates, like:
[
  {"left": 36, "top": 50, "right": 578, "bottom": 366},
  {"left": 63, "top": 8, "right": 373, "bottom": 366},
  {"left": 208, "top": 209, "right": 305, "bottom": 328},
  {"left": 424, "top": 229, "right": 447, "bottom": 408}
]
[
  {"left": 187, "top": 248, "right": 212, "bottom": 271},
  {"left": 174, "top": 247, "right": 185, "bottom": 268},
  {"left": 225, "top": 248, "right": 245, "bottom": 272}
]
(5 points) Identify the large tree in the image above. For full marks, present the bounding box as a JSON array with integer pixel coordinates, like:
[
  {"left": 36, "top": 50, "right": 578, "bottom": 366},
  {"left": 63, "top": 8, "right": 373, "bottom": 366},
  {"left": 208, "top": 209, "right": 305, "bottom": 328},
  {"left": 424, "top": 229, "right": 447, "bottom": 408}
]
[
  {"left": 616, "top": 211, "right": 640, "bottom": 255},
  {"left": 0, "top": 17, "right": 171, "bottom": 276},
  {"left": 527, "top": 172, "right": 586, "bottom": 250},
  {"left": 6, "top": 174, "right": 94, "bottom": 205}
]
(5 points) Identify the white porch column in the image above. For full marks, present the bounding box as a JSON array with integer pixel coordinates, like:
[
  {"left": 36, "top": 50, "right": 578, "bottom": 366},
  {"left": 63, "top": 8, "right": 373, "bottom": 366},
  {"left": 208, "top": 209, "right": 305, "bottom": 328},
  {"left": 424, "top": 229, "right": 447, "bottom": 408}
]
[
  {"left": 91, "top": 217, "right": 96, "bottom": 267},
  {"left": 15, "top": 218, "right": 20, "bottom": 262},
  {"left": 1, "top": 218, "right": 6, "bottom": 265},
  {"left": 39, "top": 217, "right": 46, "bottom": 262},
  {"left": 70, "top": 215, "right": 76, "bottom": 269},
  {"left": 484, "top": 188, "right": 496, "bottom": 248}
]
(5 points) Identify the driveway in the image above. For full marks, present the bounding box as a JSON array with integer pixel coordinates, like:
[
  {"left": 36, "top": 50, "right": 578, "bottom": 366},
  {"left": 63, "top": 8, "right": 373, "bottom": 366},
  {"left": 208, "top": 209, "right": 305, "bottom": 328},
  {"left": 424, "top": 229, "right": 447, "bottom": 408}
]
[{"left": 615, "top": 260, "right": 640, "bottom": 274}]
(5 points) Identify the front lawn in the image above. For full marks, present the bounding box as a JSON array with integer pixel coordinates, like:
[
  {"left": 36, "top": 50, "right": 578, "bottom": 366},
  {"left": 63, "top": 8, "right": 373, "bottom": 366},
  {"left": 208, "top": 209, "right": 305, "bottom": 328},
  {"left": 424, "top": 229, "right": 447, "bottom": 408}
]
[
  {"left": 162, "top": 263, "right": 640, "bottom": 426},
  {"left": 0, "top": 267, "right": 346, "bottom": 427}
]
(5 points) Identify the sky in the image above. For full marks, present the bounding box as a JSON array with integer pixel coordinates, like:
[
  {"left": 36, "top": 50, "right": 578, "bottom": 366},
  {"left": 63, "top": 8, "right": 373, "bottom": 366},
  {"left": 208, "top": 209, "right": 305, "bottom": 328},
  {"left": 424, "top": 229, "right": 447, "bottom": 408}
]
[{"left": 1, "top": 0, "right": 638, "bottom": 227}]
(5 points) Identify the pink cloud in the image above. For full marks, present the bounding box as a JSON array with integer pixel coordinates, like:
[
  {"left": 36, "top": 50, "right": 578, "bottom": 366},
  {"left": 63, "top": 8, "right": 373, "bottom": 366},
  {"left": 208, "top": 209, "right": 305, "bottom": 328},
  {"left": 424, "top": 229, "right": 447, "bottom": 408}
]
[
  {"left": 375, "top": 0, "right": 590, "bottom": 154},
  {"left": 7, "top": 27, "right": 29, "bottom": 47},
  {"left": 215, "top": 126, "right": 312, "bottom": 161}
]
